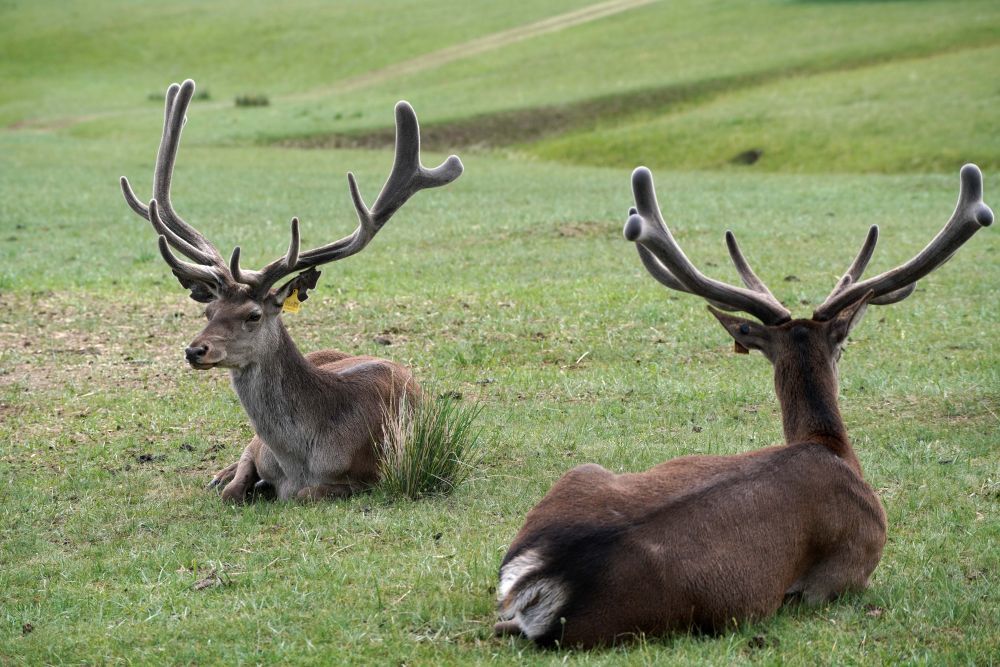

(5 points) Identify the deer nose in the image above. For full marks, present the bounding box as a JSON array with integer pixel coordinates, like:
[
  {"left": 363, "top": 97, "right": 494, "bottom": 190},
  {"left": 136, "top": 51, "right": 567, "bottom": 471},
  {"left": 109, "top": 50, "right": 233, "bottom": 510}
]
[{"left": 185, "top": 345, "right": 208, "bottom": 363}]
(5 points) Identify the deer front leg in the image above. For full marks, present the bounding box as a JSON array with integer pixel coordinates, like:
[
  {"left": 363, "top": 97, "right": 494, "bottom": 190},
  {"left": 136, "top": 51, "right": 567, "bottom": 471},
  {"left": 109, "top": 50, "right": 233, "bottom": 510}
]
[{"left": 212, "top": 438, "right": 264, "bottom": 504}]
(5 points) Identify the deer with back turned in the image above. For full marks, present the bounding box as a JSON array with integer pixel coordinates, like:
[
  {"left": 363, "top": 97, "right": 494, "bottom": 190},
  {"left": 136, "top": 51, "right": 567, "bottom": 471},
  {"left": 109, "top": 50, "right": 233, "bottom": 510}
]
[
  {"left": 120, "top": 80, "right": 463, "bottom": 502},
  {"left": 495, "top": 165, "right": 992, "bottom": 647}
]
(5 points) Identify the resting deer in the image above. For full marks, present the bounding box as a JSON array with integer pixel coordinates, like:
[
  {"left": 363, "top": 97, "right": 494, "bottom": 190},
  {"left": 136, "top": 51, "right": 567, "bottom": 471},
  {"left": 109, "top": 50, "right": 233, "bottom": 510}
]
[
  {"left": 120, "top": 80, "right": 463, "bottom": 502},
  {"left": 496, "top": 165, "right": 992, "bottom": 647}
]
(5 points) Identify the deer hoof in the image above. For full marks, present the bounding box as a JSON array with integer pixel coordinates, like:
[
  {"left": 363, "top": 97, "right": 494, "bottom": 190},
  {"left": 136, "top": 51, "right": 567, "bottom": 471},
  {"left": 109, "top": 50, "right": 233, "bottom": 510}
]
[
  {"left": 206, "top": 461, "right": 239, "bottom": 490},
  {"left": 494, "top": 620, "right": 523, "bottom": 637}
]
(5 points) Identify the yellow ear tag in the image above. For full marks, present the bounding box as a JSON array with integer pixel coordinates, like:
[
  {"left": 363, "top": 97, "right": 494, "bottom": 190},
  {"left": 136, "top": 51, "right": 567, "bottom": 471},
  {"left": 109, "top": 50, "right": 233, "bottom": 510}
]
[{"left": 282, "top": 289, "right": 302, "bottom": 314}]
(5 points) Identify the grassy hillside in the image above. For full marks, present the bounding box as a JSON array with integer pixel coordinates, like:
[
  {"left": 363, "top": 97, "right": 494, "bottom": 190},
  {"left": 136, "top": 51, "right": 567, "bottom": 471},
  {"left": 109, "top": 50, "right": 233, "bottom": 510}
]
[
  {"left": 0, "top": 0, "right": 586, "bottom": 126},
  {"left": 1, "top": 0, "right": 997, "bottom": 664},
  {"left": 529, "top": 45, "right": 1000, "bottom": 173},
  {"left": 5, "top": 0, "right": 998, "bottom": 175}
]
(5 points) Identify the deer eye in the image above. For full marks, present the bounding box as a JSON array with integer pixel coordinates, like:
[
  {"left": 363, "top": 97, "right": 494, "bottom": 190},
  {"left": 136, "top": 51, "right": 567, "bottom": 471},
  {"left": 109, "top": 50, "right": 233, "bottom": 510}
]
[{"left": 246, "top": 311, "right": 262, "bottom": 323}]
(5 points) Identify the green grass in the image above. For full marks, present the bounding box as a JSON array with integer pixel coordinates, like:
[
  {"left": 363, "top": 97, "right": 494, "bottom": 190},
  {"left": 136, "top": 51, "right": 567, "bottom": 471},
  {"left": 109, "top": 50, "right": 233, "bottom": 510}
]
[
  {"left": 529, "top": 45, "right": 1000, "bottom": 173},
  {"left": 0, "top": 0, "right": 586, "bottom": 126},
  {"left": 1, "top": 0, "right": 998, "bottom": 663}
]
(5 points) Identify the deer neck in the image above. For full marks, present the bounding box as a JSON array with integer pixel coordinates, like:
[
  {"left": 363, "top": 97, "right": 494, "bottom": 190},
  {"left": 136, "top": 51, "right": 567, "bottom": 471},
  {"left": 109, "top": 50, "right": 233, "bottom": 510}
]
[
  {"left": 228, "top": 319, "right": 327, "bottom": 459},
  {"left": 772, "top": 351, "right": 858, "bottom": 468}
]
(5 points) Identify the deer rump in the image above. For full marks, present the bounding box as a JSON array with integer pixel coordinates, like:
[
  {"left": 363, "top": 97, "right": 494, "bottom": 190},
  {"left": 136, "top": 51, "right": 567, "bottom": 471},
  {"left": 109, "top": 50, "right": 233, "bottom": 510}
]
[{"left": 497, "top": 443, "right": 885, "bottom": 648}]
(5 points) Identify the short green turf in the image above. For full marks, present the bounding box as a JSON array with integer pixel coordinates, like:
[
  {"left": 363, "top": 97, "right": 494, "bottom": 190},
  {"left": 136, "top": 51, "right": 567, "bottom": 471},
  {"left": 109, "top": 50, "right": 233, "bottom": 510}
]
[{"left": 1, "top": 0, "right": 997, "bottom": 664}]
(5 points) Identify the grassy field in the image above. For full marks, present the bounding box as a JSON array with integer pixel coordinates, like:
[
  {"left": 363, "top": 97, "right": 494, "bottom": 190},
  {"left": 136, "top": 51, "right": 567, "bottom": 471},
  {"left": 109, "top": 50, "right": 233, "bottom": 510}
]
[{"left": 1, "top": 0, "right": 998, "bottom": 664}]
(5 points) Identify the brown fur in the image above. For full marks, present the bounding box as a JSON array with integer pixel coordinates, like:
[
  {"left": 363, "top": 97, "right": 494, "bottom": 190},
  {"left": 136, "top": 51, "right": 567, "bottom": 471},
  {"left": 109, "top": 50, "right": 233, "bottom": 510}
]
[
  {"left": 502, "top": 162, "right": 992, "bottom": 647},
  {"left": 200, "top": 310, "right": 419, "bottom": 502},
  {"left": 496, "top": 300, "right": 887, "bottom": 648}
]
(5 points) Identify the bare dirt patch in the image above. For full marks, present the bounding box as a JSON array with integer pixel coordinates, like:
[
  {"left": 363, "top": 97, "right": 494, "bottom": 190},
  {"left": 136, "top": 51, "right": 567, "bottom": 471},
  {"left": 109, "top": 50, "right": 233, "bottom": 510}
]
[
  {"left": 556, "top": 221, "right": 613, "bottom": 239},
  {"left": 0, "top": 291, "right": 196, "bottom": 396},
  {"left": 0, "top": 289, "right": 384, "bottom": 398}
]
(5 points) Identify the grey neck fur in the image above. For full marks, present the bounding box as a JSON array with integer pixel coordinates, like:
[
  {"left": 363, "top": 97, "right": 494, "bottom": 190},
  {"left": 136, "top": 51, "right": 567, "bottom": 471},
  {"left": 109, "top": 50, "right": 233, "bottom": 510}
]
[{"left": 229, "top": 320, "right": 326, "bottom": 462}]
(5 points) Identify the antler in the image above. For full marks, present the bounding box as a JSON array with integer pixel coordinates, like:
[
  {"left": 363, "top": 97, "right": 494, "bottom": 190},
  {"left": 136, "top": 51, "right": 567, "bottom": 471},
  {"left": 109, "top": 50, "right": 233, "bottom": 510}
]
[
  {"left": 121, "top": 80, "right": 234, "bottom": 298},
  {"left": 813, "top": 164, "right": 993, "bottom": 320},
  {"left": 234, "top": 101, "right": 464, "bottom": 296},
  {"left": 623, "top": 167, "right": 792, "bottom": 325},
  {"left": 121, "top": 80, "right": 463, "bottom": 301}
]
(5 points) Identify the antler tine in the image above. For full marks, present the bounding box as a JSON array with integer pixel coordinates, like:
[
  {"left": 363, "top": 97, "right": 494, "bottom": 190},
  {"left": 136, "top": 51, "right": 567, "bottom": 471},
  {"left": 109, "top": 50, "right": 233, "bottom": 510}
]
[
  {"left": 725, "top": 230, "right": 779, "bottom": 301},
  {"left": 368, "top": 101, "right": 464, "bottom": 224},
  {"left": 229, "top": 246, "right": 245, "bottom": 283},
  {"left": 157, "top": 236, "right": 221, "bottom": 286},
  {"left": 241, "top": 217, "right": 302, "bottom": 292},
  {"left": 298, "top": 101, "right": 463, "bottom": 264},
  {"left": 121, "top": 80, "right": 230, "bottom": 278},
  {"left": 814, "top": 164, "right": 993, "bottom": 320},
  {"left": 624, "top": 167, "right": 792, "bottom": 325},
  {"left": 824, "top": 225, "right": 879, "bottom": 299},
  {"left": 153, "top": 81, "right": 222, "bottom": 257},
  {"left": 244, "top": 101, "right": 464, "bottom": 295},
  {"left": 148, "top": 199, "right": 226, "bottom": 285},
  {"left": 844, "top": 224, "right": 879, "bottom": 284},
  {"left": 629, "top": 204, "right": 735, "bottom": 310},
  {"left": 142, "top": 195, "right": 218, "bottom": 265},
  {"left": 120, "top": 83, "right": 180, "bottom": 221},
  {"left": 120, "top": 176, "right": 150, "bottom": 219},
  {"left": 285, "top": 216, "right": 301, "bottom": 269}
]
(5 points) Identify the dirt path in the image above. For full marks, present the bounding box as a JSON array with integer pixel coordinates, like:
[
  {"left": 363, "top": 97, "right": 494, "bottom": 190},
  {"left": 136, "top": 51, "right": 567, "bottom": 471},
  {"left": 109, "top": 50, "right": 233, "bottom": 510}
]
[
  {"left": 289, "top": 0, "right": 658, "bottom": 101},
  {"left": 7, "top": 0, "right": 658, "bottom": 132}
]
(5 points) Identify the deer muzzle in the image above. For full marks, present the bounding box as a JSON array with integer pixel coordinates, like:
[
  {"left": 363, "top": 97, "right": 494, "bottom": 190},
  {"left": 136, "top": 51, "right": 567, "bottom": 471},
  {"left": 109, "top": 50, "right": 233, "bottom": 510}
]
[{"left": 185, "top": 343, "right": 224, "bottom": 369}]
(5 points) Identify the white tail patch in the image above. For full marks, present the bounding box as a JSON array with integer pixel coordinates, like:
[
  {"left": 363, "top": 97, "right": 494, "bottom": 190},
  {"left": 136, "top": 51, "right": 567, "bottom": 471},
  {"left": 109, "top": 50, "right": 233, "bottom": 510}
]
[
  {"left": 497, "top": 549, "right": 568, "bottom": 640},
  {"left": 498, "top": 549, "right": 544, "bottom": 601}
]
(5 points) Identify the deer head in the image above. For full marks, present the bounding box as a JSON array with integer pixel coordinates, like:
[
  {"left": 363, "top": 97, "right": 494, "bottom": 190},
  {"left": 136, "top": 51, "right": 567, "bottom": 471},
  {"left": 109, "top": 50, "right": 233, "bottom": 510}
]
[{"left": 121, "top": 80, "right": 463, "bottom": 370}]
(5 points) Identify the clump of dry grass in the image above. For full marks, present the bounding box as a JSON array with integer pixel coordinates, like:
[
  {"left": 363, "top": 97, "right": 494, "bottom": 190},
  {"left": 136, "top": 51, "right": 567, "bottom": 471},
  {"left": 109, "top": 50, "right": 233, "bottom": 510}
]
[{"left": 377, "top": 395, "right": 484, "bottom": 499}]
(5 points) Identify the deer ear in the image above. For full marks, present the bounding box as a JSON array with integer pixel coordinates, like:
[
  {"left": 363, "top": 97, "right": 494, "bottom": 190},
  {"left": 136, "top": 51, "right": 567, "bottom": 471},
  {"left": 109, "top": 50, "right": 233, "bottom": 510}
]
[
  {"left": 827, "top": 290, "right": 873, "bottom": 346},
  {"left": 707, "top": 306, "right": 771, "bottom": 355},
  {"left": 272, "top": 268, "right": 322, "bottom": 307},
  {"left": 172, "top": 271, "right": 220, "bottom": 303}
]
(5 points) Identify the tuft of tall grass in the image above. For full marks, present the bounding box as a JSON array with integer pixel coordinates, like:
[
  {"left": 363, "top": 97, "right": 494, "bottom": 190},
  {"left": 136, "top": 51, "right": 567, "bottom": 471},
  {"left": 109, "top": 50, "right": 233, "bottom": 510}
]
[{"left": 377, "top": 395, "right": 484, "bottom": 500}]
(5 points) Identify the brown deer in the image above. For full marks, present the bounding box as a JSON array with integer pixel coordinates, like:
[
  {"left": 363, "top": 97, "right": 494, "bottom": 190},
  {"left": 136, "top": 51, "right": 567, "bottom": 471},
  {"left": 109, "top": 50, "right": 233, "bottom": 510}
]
[
  {"left": 496, "top": 165, "right": 992, "bottom": 647},
  {"left": 120, "top": 80, "right": 463, "bottom": 502}
]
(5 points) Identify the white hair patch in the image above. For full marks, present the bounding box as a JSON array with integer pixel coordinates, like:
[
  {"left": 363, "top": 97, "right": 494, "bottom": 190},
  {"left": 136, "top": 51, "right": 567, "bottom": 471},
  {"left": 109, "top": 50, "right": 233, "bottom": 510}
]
[
  {"left": 498, "top": 549, "right": 544, "bottom": 602},
  {"left": 507, "top": 578, "right": 569, "bottom": 640},
  {"left": 497, "top": 550, "right": 568, "bottom": 640}
]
